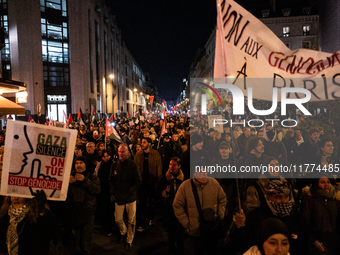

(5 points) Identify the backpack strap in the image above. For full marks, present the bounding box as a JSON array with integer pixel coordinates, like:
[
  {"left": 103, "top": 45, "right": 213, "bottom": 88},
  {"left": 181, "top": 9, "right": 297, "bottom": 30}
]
[{"left": 191, "top": 179, "right": 204, "bottom": 221}]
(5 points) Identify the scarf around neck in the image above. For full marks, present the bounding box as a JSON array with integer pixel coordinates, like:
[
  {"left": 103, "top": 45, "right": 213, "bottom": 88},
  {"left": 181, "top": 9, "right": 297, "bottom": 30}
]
[{"left": 7, "top": 204, "right": 28, "bottom": 255}]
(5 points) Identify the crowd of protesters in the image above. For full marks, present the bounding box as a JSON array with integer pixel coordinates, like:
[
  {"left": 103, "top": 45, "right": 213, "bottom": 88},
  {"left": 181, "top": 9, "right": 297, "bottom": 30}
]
[{"left": 0, "top": 113, "right": 339, "bottom": 255}]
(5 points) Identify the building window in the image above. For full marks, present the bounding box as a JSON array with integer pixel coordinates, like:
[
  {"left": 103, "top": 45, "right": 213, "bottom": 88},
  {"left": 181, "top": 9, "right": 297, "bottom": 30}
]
[
  {"left": 261, "top": 9, "right": 270, "bottom": 18},
  {"left": 47, "top": 95, "right": 67, "bottom": 121},
  {"left": 0, "top": 10, "right": 11, "bottom": 79},
  {"left": 41, "top": 0, "right": 69, "bottom": 87},
  {"left": 302, "top": 6, "right": 311, "bottom": 15},
  {"left": 303, "top": 25, "right": 310, "bottom": 35},
  {"left": 43, "top": 65, "right": 69, "bottom": 87},
  {"left": 282, "top": 8, "right": 291, "bottom": 17},
  {"left": 95, "top": 21, "right": 100, "bottom": 93},
  {"left": 88, "top": 10, "right": 94, "bottom": 93},
  {"left": 283, "top": 27, "right": 290, "bottom": 37},
  {"left": 302, "top": 41, "right": 310, "bottom": 49}
]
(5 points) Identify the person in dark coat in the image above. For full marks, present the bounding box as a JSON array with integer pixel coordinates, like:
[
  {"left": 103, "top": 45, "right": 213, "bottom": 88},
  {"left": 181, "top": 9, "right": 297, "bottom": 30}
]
[
  {"left": 0, "top": 191, "right": 57, "bottom": 255},
  {"left": 283, "top": 130, "right": 299, "bottom": 165},
  {"left": 109, "top": 144, "right": 142, "bottom": 251},
  {"left": 301, "top": 176, "right": 340, "bottom": 255},
  {"left": 158, "top": 133, "right": 177, "bottom": 175},
  {"left": 84, "top": 142, "right": 101, "bottom": 174},
  {"left": 158, "top": 157, "right": 185, "bottom": 255},
  {"left": 237, "top": 127, "right": 251, "bottom": 160},
  {"left": 63, "top": 156, "right": 101, "bottom": 255},
  {"left": 181, "top": 134, "right": 210, "bottom": 180},
  {"left": 94, "top": 149, "right": 114, "bottom": 236},
  {"left": 297, "top": 128, "right": 320, "bottom": 164}
]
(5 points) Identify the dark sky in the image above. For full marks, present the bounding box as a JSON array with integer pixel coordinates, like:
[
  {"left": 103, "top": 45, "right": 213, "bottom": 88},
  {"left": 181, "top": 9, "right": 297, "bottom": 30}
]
[{"left": 105, "top": 0, "right": 217, "bottom": 101}]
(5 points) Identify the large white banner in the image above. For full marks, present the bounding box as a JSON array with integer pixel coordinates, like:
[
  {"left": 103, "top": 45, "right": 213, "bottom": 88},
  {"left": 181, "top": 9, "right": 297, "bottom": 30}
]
[
  {"left": 0, "top": 120, "right": 77, "bottom": 201},
  {"left": 214, "top": 0, "right": 340, "bottom": 101}
]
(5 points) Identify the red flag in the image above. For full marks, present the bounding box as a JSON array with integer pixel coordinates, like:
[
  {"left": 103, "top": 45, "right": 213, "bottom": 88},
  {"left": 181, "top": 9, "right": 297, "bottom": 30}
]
[
  {"left": 176, "top": 105, "right": 178, "bottom": 110},
  {"left": 138, "top": 111, "right": 140, "bottom": 117},
  {"left": 109, "top": 113, "right": 114, "bottom": 121},
  {"left": 160, "top": 118, "right": 166, "bottom": 137},
  {"left": 162, "top": 103, "right": 166, "bottom": 119},
  {"left": 127, "top": 112, "right": 131, "bottom": 117},
  {"left": 163, "top": 99, "right": 166, "bottom": 105},
  {"left": 172, "top": 107, "right": 174, "bottom": 111},
  {"left": 68, "top": 113, "right": 73, "bottom": 123},
  {"left": 28, "top": 115, "right": 34, "bottom": 122},
  {"left": 149, "top": 96, "right": 154, "bottom": 107},
  {"left": 91, "top": 106, "right": 95, "bottom": 115},
  {"left": 77, "top": 107, "right": 82, "bottom": 119}
]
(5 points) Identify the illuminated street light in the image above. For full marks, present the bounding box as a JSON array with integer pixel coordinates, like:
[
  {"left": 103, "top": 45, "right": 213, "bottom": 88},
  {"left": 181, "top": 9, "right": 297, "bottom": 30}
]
[
  {"left": 140, "top": 92, "right": 143, "bottom": 95},
  {"left": 109, "top": 74, "right": 114, "bottom": 79},
  {"left": 134, "top": 88, "right": 137, "bottom": 92}
]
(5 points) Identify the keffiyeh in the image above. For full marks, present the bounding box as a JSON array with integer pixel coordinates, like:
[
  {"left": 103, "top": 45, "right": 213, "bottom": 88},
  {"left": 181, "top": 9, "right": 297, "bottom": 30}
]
[{"left": 7, "top": 204, "right": 28, "bottom": 255}]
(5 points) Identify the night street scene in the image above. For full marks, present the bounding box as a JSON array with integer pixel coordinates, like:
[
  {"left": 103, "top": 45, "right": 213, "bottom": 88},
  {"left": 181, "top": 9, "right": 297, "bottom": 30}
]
[{"left": 0, "top": 0, "right": 340, "bottom": 254}]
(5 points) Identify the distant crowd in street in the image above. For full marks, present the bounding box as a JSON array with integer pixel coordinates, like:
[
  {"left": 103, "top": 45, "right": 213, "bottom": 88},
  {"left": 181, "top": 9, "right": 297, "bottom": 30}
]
[{"left": 0, "top": 113, "right": 340, "bottom": 255}]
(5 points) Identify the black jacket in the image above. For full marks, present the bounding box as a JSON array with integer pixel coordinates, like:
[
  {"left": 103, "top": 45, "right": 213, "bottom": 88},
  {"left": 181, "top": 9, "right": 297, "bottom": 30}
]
[
  {"left": 64, "top": 173, "right": 101, "bottom": 227},
  {"left": 0, "top": 210, "right": 57, "bottom": 255},
  {"left": 109, "top": 158, "right": 142, "bottom": 205}
]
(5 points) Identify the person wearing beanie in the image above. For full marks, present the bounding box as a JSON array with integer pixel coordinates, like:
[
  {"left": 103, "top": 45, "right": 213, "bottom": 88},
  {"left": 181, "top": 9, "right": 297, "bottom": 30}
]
[
  {"left": 63, "top": 155, "right": 101, "bottom": 255},
  {"left": 181, "top": 133, "right": 210, "bottom": 180},
  {"left": 243, "top": 218, "right": 290, "bottom": 255}
]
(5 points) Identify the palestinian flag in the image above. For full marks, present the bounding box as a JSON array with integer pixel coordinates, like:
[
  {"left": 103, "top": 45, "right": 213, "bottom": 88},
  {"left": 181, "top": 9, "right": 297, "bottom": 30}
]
[
  {"left": 68, "top": 113, "right": 75, "bottom": 128},
  {"left": 77, "top": 107, "right": 85, "bottom": 125},
  {"left": 91, "top": 106, "right": 96, "bottom": 123},
  {"left": 105, "top": 118, "right": 123, "bottom": 143},
  {"left": 109, "top": 113, "right": 114, "bottom": 121},
  {"left": 28, "top": 115, "right": 35, "bottom": 123}
]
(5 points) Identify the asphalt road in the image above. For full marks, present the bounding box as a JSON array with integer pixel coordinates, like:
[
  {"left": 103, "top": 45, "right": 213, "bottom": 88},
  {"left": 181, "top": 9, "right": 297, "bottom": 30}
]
[{"left": 51, "top": 219, "right": 173, "bottom": 255}]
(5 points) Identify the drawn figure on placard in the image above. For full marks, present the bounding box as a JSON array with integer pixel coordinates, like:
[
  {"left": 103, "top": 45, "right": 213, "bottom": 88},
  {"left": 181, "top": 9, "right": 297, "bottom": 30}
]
[{"left": 9, "top": 125, "right": 57, "bottom": 197}]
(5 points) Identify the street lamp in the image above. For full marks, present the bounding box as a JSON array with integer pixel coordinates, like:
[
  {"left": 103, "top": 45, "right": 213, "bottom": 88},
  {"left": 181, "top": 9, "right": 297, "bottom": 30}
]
[
  {"left": 109, "top": 74, "right": 114, "bottom": 79},
  {"left": 134, "top": 88, "right": 137, "bottom": 92},
  {"left": 140, "top": 92, "right": 143, "bottom": 95}
]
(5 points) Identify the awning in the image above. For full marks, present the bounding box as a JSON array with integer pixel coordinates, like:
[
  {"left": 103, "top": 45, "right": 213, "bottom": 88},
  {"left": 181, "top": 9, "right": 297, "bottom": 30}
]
[{"left": 0, "top": 95, "right": 25, "bottom": 115}]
